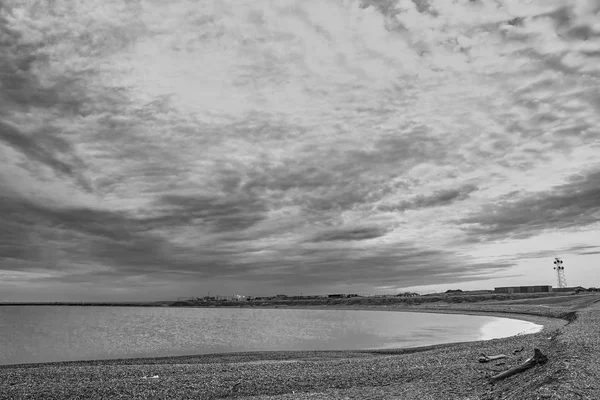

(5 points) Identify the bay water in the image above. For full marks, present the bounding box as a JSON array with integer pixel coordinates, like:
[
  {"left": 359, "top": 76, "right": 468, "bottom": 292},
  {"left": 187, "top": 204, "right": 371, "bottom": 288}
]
[{"left": 0, "top": 306, "right": 542, "bottom": 365}]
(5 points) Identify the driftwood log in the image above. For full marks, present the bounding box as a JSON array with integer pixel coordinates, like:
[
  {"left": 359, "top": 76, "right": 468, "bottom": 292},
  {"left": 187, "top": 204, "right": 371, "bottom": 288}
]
[
  {"left": 489, "top": 348, "right": 548, "bottom": 383},
  {"left": 478, "top": 354, "right": 507, "bottom": 363}
]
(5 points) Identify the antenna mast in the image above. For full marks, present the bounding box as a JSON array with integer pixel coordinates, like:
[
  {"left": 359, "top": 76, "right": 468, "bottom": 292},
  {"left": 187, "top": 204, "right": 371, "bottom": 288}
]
[{"left": 553, "top": 258, "right": 567, "bottom": 288}]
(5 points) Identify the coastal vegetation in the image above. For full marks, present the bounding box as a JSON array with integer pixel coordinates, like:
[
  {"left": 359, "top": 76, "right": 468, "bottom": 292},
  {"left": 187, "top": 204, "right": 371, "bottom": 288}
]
[
  {"left": 167, "top": 291, "right": 582, "bottom": 308},
  {"left": 0, "top": 291, "right": 583, "bottom": 308}
]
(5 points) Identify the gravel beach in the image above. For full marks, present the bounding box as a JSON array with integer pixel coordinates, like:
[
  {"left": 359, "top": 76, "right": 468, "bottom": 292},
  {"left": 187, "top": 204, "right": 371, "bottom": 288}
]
[{"left": 1, "top": 295, "right": 598, "bottom": 400}]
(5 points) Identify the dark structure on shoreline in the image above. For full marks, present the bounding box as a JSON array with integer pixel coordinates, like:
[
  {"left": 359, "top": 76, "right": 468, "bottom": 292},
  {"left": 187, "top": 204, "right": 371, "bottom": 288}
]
[{"left": 494, "top": 285, "right": 552, "bottom": 294}]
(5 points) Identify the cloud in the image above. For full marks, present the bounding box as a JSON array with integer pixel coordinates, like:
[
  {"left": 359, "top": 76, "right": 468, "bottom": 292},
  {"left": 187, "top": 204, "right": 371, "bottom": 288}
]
[
  {"left": 0, "top": 18, "right": 75, "bottom": 112},
  {"left": 1, "top": 0, "right": 600, "bottom": 300},
  {"left": 0, "top": 120, "right": 92, "bottom": 189},
  {"left": 259, "top": 242, "right": 515, "bottom": 292},
  {"left": 147, "top": 193, "right": 268, "bottom": 233},
  {"left": 310, "top": 226, "right": 389, "bottom": 242},
  {"left": 378, "top": 184, "right": 478, "bottom": 212},
  {"left": 0, "top": 192, "right": 245, "bottom": 289},
  {"left": 565, "top": 244, "right": 600, "bottom": 253},
  {"left": 459, "top": 168, "right": 600, "bottom": 241},
  {"left": 561, "top": 244, "right": 600, "bottom": 256}
]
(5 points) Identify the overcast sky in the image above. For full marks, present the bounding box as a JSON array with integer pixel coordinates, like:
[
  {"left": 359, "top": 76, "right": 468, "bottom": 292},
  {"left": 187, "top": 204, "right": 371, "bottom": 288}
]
[{"left": 1, "top": 0, "right": 599, "bottom": 301}]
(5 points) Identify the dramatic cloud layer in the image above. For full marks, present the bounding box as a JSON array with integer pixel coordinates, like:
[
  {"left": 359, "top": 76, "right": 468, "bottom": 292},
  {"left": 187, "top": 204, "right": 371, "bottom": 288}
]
[{"left": 1, "top": 0, "right": 599, "bottom": 300}]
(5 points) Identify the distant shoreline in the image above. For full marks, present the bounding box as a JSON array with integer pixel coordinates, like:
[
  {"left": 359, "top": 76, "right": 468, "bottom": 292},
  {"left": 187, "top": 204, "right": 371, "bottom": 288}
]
[
  {"left": 0, "top": 301, "right": 563, "bottom": 329},
  {"left": 0, "top": 302, "right": 168, "bottom": 307},
  {"left": 0, "top": 296, "right": 574, "bottom": 331},
  {"left": 0, "top": 290, "right": 582, "bottom": 309}
]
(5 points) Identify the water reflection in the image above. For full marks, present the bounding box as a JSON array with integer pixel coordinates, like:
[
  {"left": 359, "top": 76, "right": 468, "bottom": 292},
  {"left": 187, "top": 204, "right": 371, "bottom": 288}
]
[
  {"left": 0, "top": 306, "right": 542, "bottom": 365},
  {"left": 479, "top": 318, "right": 543, "bottom": 341}
]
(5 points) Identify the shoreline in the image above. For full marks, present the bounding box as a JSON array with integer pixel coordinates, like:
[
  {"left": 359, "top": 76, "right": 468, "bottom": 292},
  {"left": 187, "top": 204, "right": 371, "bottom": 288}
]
[
  {"left": 222, "top": 303, "right": 562, "bottom": 324},
  {"left": 0, "top": 305, "right": 556, "bottom": 369},
  {"left": 1, "top": 297, "right": 598, "bottom": 399}
]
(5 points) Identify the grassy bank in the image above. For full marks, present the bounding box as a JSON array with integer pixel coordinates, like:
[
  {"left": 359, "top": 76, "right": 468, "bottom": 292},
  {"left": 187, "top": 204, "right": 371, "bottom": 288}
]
[
  {"left": 1, "top": 294, "right": 598, "bottom": 399},
  {"left": 167, "top": 291, "right": 580, "bottom": 309},
  {"left": 0, "top": 291, "right": 580, "bottom": 308}
]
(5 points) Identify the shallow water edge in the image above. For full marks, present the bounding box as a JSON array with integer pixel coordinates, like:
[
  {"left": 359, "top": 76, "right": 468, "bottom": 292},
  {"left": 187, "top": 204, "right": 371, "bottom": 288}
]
[{"left": 0, "top": 305, "right": 557, "bottom": 368}]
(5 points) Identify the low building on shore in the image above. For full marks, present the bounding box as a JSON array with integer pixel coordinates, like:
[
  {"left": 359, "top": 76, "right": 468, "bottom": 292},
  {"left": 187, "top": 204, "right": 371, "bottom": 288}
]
[
  {"left": 551, "top": 286, "right": 586, "bottom": 293},
  {"left": 494, "top": 285, "right": 552, "bottom": 294}
]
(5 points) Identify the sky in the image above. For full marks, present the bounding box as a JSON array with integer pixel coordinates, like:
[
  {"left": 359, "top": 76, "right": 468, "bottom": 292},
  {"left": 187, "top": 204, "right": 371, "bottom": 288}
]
[{"left": 1, "top": 0, "right": 599, "bottom": 301}]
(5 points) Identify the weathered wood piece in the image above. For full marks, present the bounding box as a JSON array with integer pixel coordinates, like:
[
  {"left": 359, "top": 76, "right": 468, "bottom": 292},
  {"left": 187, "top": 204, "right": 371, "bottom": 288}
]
[
  {"left": 489, "top": 348, "right": 548, "bottom": 383},
  {"left": 478, "top": 353, "right": 507, "bottom": 363}
]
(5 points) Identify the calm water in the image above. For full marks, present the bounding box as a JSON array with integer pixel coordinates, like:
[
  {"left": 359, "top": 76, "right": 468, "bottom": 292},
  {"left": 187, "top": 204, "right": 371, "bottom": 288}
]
[{"left": 0, "top": 306, "right": 542, "bottom": 365}]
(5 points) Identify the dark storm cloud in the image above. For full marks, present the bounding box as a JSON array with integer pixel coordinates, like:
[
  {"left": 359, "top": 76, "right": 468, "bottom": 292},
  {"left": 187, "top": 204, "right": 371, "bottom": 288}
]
[
  {"left": 310, "top": 226, "right": 388, "bottom": 242},
  {"left": 0, "top": 195, "right": 139, "bottom": 267},
  {"left": 0, "top": 193, "right": 239, "bottom": 277},
  {"left": 349, "top": 129, "right": 449, "bottom": 168},
  {"left": 0, "top": 187, "right": 515, "bottom": 289},
  {"left": 378, "top": 184, "right": 478, "bottom": 212},
  {"left": 147, "top": 193, "right": 268, "bottom": 233},
  {"left": 82, "top": 234, "right": 230, "bottom": 277},
  {"left": 241, "top": 155, "right": 374, "bottom": 214},
  {"left": 247, "top": 243, "right": 514, "bottom": 290},
  {"left": 460, "top": 169, "right": 600, "bottom": 241},
  {"left": 0, "top": 12, "right": 94, "bottom": 191},
  {"left": 0, "top": 195, "right": 132, "bottom": 243},
  {"left": 240, "top": 128, "right": 447, "bottom": 215},
  {"left": 0, "top": 220, "right": 37, "bottom": 262},
  {"left": 0, "top": 12, "right": 84, "bottom": 114},
  {"left": 0, "top": 121, "right": 88, "bottom": 184}
]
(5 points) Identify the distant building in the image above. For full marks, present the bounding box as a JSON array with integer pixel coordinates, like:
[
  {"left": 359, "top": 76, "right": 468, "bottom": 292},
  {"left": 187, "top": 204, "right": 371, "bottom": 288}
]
[
  {"left": 552, "top": 286, "right": 585, "bottom": 293},
  {"left": 275, "top": 294, "right": 288, "bottom": 299},
  {"left": 494, "top": 285, "right": 552, "bottom": 294},
  {"left": 327, "top": 294, "right": 346, "bottom": 298}
]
